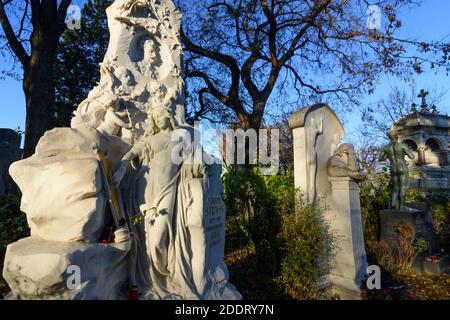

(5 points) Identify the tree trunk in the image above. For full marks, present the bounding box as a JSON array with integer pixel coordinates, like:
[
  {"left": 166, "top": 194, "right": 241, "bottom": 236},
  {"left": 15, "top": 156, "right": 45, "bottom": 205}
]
[{"left": 22, "top": 29, "right": 58, "bottom": 158}]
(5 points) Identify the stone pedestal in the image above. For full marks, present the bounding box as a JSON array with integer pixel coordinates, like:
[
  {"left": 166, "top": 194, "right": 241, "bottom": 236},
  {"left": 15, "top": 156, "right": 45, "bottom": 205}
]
[
  {"left": 3, "top": 237, "right": 130, "bottom": 300},
  {"left": 324, "top": 177, "right": 367, "bottom": 300},
  {"left": 380, "top": 203, "right": 439, "bottom": 253}
]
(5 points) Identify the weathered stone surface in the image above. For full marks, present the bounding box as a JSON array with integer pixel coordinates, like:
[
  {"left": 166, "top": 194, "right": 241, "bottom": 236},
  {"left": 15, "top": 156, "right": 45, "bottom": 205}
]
[
  {"left": 327, "top": 144, "right": 365, "bottom": 182},
  {"left": 3, "top": 236, "right": 130, "bottom": 300},
  {"left": 325, "top": 177, "right": 368, "bottom": 299},
  {"left": 9, "top": 127, "right": 113, "bottom": 243},
  {"left": 289, "top": 103, "right": 345, "bottom": 204},
  {"left": 194, "top": 161, "right": 241, "bottom": 299}
]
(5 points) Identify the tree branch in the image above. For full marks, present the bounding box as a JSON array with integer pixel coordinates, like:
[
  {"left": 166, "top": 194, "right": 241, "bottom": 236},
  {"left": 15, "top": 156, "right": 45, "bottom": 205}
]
[
  {"left": 56, "top": 0, "right": 72, "bottom": 33},
  {"left": 186, "top": 70, "right": 230, "bottom": 106},
  {"left": 181, "top": 26, "right": 241, "bottom": 99},
  {"left": 284, "top": 63, "right": 357, "bottom": 94},
  {"left": 0, "top": 1, "right": 30, "bottom": 70},
  {"left": 280, "top": 0, "right": 332, "bottom": 64},
  {"left": 241, "top": 51, "right": 263, "bottom": 101},
  {"left": 261, "top": 0, "right": 277, "bottom": 64},
  {"left": 17, "top": 0, "right": 29, "bottom": 39}
]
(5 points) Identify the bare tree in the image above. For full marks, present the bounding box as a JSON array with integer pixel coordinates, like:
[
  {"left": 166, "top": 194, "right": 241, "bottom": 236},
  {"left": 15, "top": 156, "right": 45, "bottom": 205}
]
[
  {"left": 0, "top": 0, "right": 72, "bottom": 158},
  {"left": 179, "top": 0, "right": 450, "bottom": 130}
]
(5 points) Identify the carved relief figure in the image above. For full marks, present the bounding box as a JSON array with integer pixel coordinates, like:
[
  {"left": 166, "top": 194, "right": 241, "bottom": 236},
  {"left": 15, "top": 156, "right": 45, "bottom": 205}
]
[
  {"left": 114, "top": 66, "right": 134, "bottom": 96},
  {"left": 3, "top": 0, "right": 241, "bottom": 301},
  {"left": 75, "top": 61, "right": 117, "bottom": 116},
  {"left": 96, "top": 93, "right": 132, "bottom": 137},
  {"left": 306, "top": 116, "right": 323, "bottom": 203},
  {"left": 327, "top": 143, "right": 365, "bottom": 181},
  {"left": 113, "top": 102, "right": 203, "bottom": 299},
  {"left": 137, "top": 39, "right": 158, "bottom": 79}
]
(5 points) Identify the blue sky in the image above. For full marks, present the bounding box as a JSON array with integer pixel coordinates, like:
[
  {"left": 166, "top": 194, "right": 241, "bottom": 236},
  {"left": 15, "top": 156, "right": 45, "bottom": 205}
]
[
  {"left": 0, "top": 0, "right": 449, "bottom": 139},
  {"left": 343, "top": 0, "right": 450, "bottom": 144}
]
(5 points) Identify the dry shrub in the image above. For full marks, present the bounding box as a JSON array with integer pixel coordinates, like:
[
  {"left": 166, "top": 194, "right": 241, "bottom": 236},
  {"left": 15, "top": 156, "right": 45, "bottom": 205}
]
[
  {"left": 367, "top": 240, "right": 395, "bottom": 271},
  {"left": 368, "top": 222, "right": 419, "bottom": 273},
  {"left": 393, "top": 222, "right": 418, "bottom": 272}
]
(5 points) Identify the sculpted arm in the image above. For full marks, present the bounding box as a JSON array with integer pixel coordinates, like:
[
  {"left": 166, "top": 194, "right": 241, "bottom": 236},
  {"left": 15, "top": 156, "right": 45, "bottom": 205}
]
[
  {"left": 122, "top": 146, "right": 140, "bottom": 162},
  {"left": 109, "top": 110, "right": 132, "bottom": 129},
  {"left": 113, "top": 143, "right": 144, "bottom": 186},
  {"left": 403, "top": 145, "right": 415, "bottom": 160}
]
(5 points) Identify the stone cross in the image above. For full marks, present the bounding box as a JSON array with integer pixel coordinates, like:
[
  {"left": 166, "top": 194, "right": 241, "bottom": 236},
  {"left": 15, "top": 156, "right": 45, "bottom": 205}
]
[{"left": 418, "top": 89, "right": 429, "bottom": 112}]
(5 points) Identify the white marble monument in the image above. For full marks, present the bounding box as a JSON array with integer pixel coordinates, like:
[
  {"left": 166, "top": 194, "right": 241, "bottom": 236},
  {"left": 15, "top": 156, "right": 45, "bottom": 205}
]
[
  {"left": 289, "top": 104, "right": 368, "bottom": 300},
  {"left": 3, "top": 0, "right": 240, "bottom": 300}
]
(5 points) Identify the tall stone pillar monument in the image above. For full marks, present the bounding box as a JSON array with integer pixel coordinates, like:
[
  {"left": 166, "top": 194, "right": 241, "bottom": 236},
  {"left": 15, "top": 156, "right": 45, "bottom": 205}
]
[
  {"left": 326, "top": 176, "right": 368, "bottom": 299},
  {"left": 289, "top": 103, "right": 367, "bottom": 299}
]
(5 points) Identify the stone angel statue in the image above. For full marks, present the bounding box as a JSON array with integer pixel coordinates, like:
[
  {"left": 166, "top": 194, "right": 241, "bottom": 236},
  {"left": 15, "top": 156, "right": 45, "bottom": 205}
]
[{"left": 112, "top": 102, "right": 207, "bottom": 299}]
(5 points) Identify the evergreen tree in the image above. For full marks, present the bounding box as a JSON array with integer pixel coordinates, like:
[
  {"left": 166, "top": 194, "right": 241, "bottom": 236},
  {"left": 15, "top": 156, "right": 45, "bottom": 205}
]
[{"left": 54, "top": 0, "right": 112, "bottom": 127}]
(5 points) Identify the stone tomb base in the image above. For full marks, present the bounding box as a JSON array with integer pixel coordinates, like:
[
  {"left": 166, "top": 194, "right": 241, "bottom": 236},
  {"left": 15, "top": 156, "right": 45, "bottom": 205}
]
[
  {"left": 3, "top": 237, "right": 130, "bottom": 300},
  {"left": 380, "top": 203, "right": 439, "bottom": 253}
]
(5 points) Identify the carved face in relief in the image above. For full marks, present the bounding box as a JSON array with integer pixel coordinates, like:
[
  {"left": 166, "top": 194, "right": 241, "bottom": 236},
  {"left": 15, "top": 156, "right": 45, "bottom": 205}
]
[
  {"left": 115, "top": 67, "right": 133, "bottom": 87},
  {"left": 335, "top": 146, "right": 349, "bottom": 162},
  {"left": 101, "top": 91, "right": 119, "bottom": 110},
  {"left": 145, "top": 105, "right": 176, "bottom": 136},
  {"left": 149, "top": 82, "right": 167, "bottom": 105},
  {"left": 153, "top": 111, "right": 170, "bottom": 130},
  {"left": 143, "top": 40, "right": 157, "bottom": 65}
]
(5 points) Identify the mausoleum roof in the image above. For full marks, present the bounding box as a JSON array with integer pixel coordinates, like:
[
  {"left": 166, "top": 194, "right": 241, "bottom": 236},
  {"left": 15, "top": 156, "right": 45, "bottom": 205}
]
[
  {"left": 392, "top": 110, "right": 450, "bottom": 130},
  {"left": 391, "top": 89, "right": 450, "bottom": 131}
]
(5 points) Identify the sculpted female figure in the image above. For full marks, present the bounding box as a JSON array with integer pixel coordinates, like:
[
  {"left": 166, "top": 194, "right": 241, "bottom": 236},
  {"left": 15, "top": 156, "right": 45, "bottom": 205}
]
[{"left": 113, "top": 101, "right": 201, "bottom": 299}]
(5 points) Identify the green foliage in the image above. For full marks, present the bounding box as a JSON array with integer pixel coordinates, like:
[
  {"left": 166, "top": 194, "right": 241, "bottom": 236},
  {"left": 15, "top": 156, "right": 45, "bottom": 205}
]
[
  {"left": 0, "top": 195, "right": 29, "bottom": 255},
  {"left": 405, "top": 188, "right": 425, "bottom": 203},
  {"left": 54, "top": 0, "right": 112, "bottom": 126},
  {"left": 223, "top": 165, "right": 333, "bottom": 299},
  {"left": 368, "top": 222, "right": 423, "bottom": 274},
  {"left": 0, "top": 195, "right": 29, "bottom": 297},
  {"left": 406, "top": 189, "right": 449, "bottom": 252},
  {"left": 276, "top": 197, "right": 333, "bottom": 299},
  {"left": 360, "top": 172, "right": 390, "bottom": 241},
  {"left": 223, "top": 166, "right": 283, "bottom": 276},
  {"left": 413, "top": 238, "right": 428, "bottom": 253}
]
